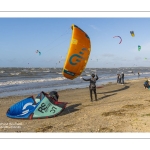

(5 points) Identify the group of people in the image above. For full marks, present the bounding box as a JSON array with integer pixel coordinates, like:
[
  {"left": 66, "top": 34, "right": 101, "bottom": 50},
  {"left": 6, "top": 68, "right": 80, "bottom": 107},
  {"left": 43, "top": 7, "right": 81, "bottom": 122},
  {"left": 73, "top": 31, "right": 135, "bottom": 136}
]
[
  {"left": 80, "top": 71, "right": 125, "bottom": 102},
  {"left": 78, "top": 70, "right": 150, "bottom": 102},
  {"left": 117, "top": 72, "right": 124, "bottom": 84},
  {"left": 71, "top": 69, "right": 150, "bottom": 102}
]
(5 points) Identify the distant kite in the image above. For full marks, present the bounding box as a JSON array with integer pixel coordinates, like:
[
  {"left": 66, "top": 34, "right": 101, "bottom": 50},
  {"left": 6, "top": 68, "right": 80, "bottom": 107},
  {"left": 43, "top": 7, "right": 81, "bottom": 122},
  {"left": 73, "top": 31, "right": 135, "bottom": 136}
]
[
  {"left": 138, "top": 45, "right": 141, "bottom": 51},
  {"left": 36, "top": 50, "right": 41, "bottom": 55},
  {"left": 130, "top": 31, "right": 135, "bottom": 37},
  {"left": 113, "top": 36, "right": 122, "bottom": 44}
]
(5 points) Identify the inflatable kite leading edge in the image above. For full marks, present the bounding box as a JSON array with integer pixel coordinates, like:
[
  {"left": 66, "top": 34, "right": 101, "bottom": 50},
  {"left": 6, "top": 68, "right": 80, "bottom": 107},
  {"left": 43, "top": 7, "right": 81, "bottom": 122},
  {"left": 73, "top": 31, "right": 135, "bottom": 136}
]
[
  {"left": 62, "top": 24, "right": 91, "bottom": 80},
  {"left": 6, "top": 91, "right": 67, "bottom": 119}
]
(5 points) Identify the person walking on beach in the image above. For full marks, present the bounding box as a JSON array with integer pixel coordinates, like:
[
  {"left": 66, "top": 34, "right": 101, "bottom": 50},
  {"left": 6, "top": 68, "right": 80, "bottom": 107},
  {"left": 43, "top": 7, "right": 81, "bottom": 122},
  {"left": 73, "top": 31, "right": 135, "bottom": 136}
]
[
  {"left": 117, "top": 74, "right": 121, "bottom": 84},
  {"left": 81, "top": 73, "right": 99, "bottom": 102},
  {"left": 138, "top": 72, "right": 140, "bottom": 78},
  {"left": 117, "top": 74, "right": 120, "bottom": 83},
  {"left": 121, "top": 72, "right": 124, "bottom": 84}
]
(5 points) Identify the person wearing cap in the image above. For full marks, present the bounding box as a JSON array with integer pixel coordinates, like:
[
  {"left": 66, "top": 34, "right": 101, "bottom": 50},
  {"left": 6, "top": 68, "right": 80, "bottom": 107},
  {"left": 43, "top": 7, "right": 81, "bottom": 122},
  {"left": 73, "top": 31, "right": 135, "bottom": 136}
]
[
  {"left": 121, "top": 72, "right": 124, "bottom": 84},
  {"left": 81, "top": 73, "right": 99, "bottom": 102}
]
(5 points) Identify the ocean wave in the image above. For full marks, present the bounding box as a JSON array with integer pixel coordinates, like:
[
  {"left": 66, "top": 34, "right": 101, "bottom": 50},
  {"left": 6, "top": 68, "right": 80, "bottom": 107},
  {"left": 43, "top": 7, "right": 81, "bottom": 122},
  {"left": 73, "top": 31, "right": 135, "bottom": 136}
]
[
  {"left": 142, "top": 72, "right": 150, "bottom": 75},
  {"left": 10, "top": 72, "right": 21, "bottom": 76},
  {"left": 0, "top": 77, "right": 66, "bottom": 86},
  {"left": 127, "top": 71, "right": 133, "bottom": 73},
  {"left": 0, "top": 71, "right": 5, "bottom": 73}
]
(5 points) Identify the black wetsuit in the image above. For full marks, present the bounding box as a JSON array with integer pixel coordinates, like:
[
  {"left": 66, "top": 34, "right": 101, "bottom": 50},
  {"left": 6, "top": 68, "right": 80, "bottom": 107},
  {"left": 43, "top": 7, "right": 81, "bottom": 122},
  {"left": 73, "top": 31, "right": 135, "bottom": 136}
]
[
  {"left": 82, "top": 75, "right": 99, "bottom": 101},
  {"left": 121, "top": 73, "right": 124, "bottom": 84}
]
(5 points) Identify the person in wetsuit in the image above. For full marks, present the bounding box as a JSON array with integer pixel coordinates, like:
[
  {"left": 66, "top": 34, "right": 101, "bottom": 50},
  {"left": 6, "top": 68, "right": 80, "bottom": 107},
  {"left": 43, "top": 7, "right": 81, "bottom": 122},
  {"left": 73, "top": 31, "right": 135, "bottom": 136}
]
[
  {"left": 81, "top": 74, "right": 99, "bottom": 102},
  {"left": 121, "top": 72, "right": 124, "bottom": 84},
  {"left": 138, "top": 72, "right": 140, "bottom": 78}
]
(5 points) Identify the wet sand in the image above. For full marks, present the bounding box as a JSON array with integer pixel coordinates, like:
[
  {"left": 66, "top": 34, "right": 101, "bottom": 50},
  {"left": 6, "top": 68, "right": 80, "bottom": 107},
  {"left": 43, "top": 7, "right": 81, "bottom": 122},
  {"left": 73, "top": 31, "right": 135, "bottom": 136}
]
[{"left": 1, "top": 78, "right": 150, "bottom": 132}]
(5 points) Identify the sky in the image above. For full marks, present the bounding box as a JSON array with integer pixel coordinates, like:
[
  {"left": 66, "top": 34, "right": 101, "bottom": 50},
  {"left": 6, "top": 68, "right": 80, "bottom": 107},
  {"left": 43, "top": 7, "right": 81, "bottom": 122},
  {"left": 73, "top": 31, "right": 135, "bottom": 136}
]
[{"left": 1, "top": 17, "right": 150, "bottom": 68}]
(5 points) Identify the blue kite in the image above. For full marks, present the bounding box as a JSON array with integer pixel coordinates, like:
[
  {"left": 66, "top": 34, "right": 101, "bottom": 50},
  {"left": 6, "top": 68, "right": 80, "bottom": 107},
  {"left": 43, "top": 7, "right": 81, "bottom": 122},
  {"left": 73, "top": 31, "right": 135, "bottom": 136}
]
[{"left": 6, "top": 91, "right": 67, "bottom": 119}]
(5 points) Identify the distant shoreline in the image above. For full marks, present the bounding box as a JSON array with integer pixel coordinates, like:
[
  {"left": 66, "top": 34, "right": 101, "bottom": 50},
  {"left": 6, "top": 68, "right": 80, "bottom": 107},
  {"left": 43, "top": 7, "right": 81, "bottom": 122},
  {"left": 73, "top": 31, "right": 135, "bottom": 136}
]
[
  {"left": 0, "top": 67, "right": 150, "bottom": 98},
  {"left": 0, "top": 77, "right": 147, "bottom": 99}
]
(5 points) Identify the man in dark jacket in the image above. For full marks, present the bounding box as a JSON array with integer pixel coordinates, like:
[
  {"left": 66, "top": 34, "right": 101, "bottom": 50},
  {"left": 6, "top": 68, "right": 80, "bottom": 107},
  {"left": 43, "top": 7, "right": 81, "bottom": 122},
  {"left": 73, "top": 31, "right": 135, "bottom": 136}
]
[
  {"left": 121, "top": 72, "right": 124, "bottom": 84},
  {"left": 81, "top": 74, "right": 99, "bottom": 102}
]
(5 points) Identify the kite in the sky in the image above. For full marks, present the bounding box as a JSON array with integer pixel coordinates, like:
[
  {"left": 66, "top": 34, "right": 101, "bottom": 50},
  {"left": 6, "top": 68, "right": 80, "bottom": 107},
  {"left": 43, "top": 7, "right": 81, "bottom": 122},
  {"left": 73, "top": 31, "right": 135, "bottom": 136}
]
[
  {"left": 62, "top": 24, "right": 91, "bottom": 80},
  {"left": 138, "top": 45, "right": 141, "bottom": 51},
  {"left": 113, "top": 36, "right": 122, "bottom": 44},
  {"left": 130, "top": 31, "right": 135, "bottom": 37},
  {"left": 36, "top": 50, "right": 41, "bottom": 55}
]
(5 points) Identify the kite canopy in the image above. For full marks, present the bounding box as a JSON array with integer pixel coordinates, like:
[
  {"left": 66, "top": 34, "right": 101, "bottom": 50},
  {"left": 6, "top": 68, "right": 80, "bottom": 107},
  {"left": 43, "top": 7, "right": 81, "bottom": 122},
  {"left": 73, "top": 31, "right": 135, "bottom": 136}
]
[
  {"left": 113, "top": 36, "right": 122, "bottom": 44},
  {"left": 62, "top": 24, "right": 91, "bottom": 80},
  {"left": 138, "top": 45, "right": 141, "bottom": 51},
  {"left": 6, "top": 91, "right": 67, "bottom": 119},
  {"left": 130, "top": 31, "right": 135, "bottom": 37},
  {"left": 36, "top": 50, "right": 41, "bottom": 55}
]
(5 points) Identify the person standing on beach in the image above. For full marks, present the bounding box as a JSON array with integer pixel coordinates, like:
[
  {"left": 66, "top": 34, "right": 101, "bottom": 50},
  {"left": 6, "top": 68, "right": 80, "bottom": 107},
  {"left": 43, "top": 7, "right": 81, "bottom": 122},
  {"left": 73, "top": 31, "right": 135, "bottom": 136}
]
[
  {"left": 117, "top": 74, "right": 121, "bottom": 84},
  {"left": 121, "top": 72, "right": 124, "bottom": 84},
  {"left": 117, "top": 74, "right": 120, "bottom": 83},
  {"left": 138, "top": 72, "right": 140, "bottom": 78},
  {"left": 81, "top": 74, "right": 99, "bottom": 102}
]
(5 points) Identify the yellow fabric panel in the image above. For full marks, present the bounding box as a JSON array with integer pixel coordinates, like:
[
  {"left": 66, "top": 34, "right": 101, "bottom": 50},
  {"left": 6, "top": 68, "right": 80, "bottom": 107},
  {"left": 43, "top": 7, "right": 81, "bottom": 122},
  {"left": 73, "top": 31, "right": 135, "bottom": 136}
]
[
  {"left": 62, "top": 24, "right": 91, "bottom": 80},
  {"left": 131, "top": 33, "right": 135, "bottom": 37}
]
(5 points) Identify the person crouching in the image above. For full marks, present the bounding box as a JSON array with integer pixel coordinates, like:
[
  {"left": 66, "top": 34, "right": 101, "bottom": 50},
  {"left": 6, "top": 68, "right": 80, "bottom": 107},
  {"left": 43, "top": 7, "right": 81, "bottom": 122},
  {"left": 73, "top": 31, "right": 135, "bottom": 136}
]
[{"left": 144, "top": 79, "right": 150, "bottom": 89}]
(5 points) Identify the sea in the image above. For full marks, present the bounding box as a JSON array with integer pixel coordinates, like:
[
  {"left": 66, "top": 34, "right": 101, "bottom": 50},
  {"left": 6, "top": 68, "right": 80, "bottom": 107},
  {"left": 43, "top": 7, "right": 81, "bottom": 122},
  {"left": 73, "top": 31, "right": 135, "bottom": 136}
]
[{"left": 0, "top": 67, "right": 150, "bottom": 98}]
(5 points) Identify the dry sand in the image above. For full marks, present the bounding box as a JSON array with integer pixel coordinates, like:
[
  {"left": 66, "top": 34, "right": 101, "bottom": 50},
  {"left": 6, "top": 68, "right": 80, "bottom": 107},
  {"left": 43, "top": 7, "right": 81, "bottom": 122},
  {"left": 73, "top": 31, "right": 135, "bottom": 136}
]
[{"left": 1, "top": 78, "right": 150, "bottom": 132}]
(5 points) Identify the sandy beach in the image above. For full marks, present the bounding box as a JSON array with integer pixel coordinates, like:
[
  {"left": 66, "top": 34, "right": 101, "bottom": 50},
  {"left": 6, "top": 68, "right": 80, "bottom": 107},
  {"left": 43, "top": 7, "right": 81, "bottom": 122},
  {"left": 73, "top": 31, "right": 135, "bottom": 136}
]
[{"left": 1, "top": 78, "right": 150, "bottom": 132}]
